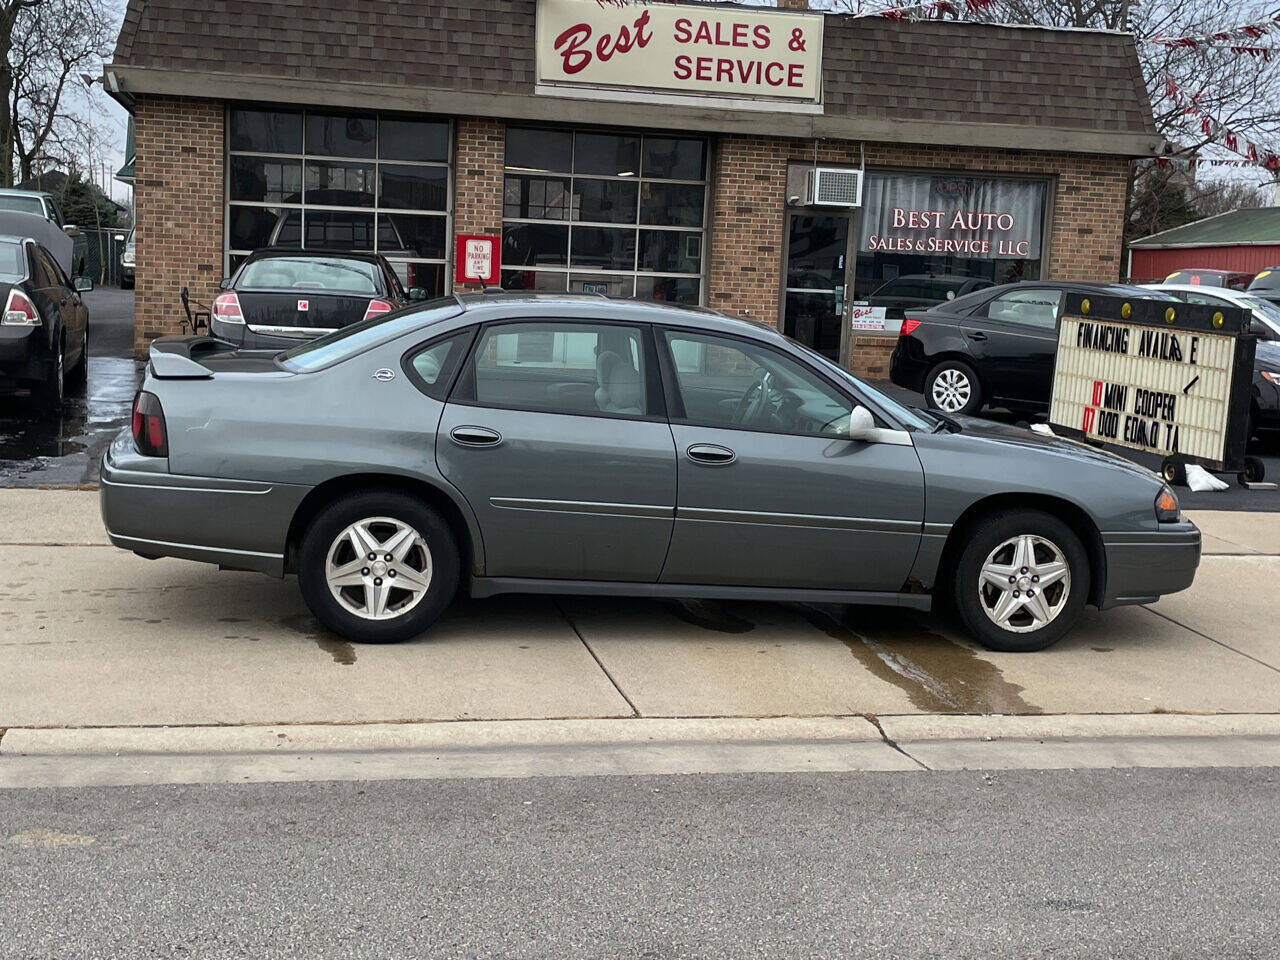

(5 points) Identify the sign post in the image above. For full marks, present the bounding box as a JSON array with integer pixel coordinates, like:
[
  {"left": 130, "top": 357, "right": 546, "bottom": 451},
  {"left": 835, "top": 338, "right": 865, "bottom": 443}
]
[{"left": 1048, "top": 293, "right": 1259, "bottom": 484}]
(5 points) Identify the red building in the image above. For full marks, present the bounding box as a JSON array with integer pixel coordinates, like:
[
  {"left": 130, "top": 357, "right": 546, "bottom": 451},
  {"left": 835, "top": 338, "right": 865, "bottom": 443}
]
[{"left": 1128, "top": 207, "right": 1280, "bottom": 282}]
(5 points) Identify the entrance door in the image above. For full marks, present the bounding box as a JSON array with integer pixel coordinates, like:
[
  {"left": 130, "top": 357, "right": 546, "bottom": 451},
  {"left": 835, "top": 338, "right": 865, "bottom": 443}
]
[{"left": 782, "top": 212, "right": 854, "bottom": 361}]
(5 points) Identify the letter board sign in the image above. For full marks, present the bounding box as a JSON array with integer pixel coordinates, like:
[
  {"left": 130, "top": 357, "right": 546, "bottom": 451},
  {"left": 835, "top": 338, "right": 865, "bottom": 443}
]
[
  {"left": 535, "top": 0, "right": 823, "bottom": 104},
  {"left": 1048, "top": 294, "right": 1256, "bottom": 470}
]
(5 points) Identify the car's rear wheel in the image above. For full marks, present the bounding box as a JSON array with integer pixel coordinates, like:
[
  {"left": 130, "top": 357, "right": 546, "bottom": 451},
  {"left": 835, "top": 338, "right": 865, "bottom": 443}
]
[
  {"left": 298, "top": 490, "right": 459, "bottom": 643},
  {"left": 925, "top": 360, "right": 982, "bottom": 415},
  {"left": 33, "top": 336, "right": 65, "bottom": 409},
  {"left": 953, "top": 510, "right": 1089, "bottom": 652}
]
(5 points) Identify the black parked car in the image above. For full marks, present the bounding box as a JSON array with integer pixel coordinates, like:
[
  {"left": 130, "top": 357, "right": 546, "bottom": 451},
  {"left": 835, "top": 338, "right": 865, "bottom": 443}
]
[
  {"left": 1246, "top": 266, "right": 1280, "bottom": 308},
  {"left": 867, "top": 274, "right": 996, "bottom": 320},
  {"left": 889, "top": 281, "right": 1173, "bottom": 415},
  {"left": 0, "top": 233, "right": 90, "bottom": 406},
  {"left": 210, "top": 249, "right": 428, "bottom": 351}
]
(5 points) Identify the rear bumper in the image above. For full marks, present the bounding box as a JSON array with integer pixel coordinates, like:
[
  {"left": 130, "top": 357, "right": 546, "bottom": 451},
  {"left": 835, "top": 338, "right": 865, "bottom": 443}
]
[
  {"left": 0, "top": 325, "right": 48, "bottom": 385},
  {"left": 209, "top": 317, "right": 325, "bottom": 352},
  {"left": 888, "top": 337, "right": 929, "bottom": 394},
  {"left": 1100, "top": 523, "right": 1201, "bottom": 608},
  {"left": 99, "top": 429, "right": 310, "bottom": 576}
]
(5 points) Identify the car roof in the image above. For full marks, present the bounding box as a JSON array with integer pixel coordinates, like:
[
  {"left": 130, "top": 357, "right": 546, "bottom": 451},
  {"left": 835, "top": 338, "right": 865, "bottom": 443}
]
[
  {"left": 242, "top": 247, "right": 390, "bottom": 265},
  {"left": 1164, "top": 268, "right": 1249, "bottom": 276},
  {"left": 0, "top": 189, "right": 53, "bottom": 200},
  {"left": 451, "top": 291, "right": 775, "bottom": 336},
  {"left": 1145, "top": 283, "right": 1262, "bottom": 301}
]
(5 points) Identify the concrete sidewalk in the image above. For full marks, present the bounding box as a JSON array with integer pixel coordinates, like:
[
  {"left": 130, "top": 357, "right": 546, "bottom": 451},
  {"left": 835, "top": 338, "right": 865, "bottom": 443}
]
[{"left": 1, "top": 491, "right": 1277, "bottom": 736}]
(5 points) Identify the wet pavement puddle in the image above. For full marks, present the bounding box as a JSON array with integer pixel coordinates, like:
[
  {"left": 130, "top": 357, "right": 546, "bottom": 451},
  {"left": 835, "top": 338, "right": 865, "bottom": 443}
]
[{"left": 278, "top": 614, "right": 358, "bottom": 666}]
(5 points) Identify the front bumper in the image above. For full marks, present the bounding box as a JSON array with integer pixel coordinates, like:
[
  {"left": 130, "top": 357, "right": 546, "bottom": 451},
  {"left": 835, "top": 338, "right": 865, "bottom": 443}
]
[
  {"left": 1100, "top": 521, "right": 1201, "bottom": 608},
  {"left": 100, "top": 429, "right": 310, "bottom": 576}
]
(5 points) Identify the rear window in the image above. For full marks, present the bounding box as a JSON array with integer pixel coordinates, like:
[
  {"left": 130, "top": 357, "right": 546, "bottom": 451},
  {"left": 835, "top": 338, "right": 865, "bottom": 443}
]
[
  {"left": 0, "top": 241, "right": 23, "bottom": 280},
  {"left": 238, "top": 257, "right": 381, "bottom": 295},
  {"left": 0, "top": 195, "right": 44, "bottom": 217},
  {"left": 1248, "top": 268, "right": 1280, "bottom": 291},
  {"left": 278, "top": 297, "right": 462, "bottom": 372}
]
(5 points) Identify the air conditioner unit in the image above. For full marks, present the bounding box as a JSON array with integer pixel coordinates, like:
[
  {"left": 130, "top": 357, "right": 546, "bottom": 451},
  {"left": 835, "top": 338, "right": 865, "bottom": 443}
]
[{"left": 806, "top": 167, "right": 864, "bottom": 207}]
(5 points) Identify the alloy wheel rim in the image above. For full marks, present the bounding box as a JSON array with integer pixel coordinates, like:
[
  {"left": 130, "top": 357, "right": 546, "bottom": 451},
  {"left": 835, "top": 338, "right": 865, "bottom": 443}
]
[
  {"left": 931, "top": 368, "right": 970, "bottom": 412},
  {"left": 978, "top": 534, "right": 1071, "bottom": 634},
  {"left": 325, "top": 516, "right": 433, "bottom": 621}
]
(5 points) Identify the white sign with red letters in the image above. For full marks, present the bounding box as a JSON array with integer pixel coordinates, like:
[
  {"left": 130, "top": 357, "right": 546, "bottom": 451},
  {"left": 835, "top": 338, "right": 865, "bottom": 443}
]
[{"left": 535, "top": 0, "right": 823, "bottom": 104}]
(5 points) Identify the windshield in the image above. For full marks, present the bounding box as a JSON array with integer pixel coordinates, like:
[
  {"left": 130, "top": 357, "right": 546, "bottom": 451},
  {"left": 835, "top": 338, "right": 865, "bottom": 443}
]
[
  {"left": 0, "top": 195, "right": 44, "bottom": 217},
  {"left": 0, "top": 240, "right": 24, "bottom": 280},
  {"left": 239, "top": 257, "right": 381, "bottom": 295},
  {"left": 792, "top": 342, "right": 937, "bottom": 431},
  {"left": 278, "top": 297, "right": 462, "bottom": 372},
  {"left": 1235, "top": 294, "right": 1280, "bottom": 337}
]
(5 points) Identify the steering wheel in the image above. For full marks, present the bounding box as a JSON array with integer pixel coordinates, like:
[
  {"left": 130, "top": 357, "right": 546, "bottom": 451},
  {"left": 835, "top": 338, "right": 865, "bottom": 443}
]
[{"left": 731, "top": 368, "right": 773, "bottom": 426}]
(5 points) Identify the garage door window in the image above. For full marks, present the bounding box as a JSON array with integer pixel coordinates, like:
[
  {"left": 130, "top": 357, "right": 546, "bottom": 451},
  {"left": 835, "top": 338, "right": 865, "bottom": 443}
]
[
  {"left": 227, "top": 107, "right": 451, "bottom": 296},
  {"left": 500, "top": 128, "right": 707, "bottom": 305}
]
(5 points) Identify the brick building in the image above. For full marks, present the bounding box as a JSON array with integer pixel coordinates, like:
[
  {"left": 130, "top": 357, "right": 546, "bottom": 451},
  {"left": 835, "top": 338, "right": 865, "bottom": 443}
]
[{"left": 105, "top": 0, "right": 1158, "bottom": 373}]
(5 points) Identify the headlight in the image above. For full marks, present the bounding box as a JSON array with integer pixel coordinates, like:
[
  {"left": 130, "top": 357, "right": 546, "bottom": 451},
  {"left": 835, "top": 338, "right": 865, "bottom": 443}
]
[
  {"left": 1262, "top": 370, "right": 1280, "bottom": 386},
  {"left": 1155, "top": 485, "right": 1180, "bottom": 523}
]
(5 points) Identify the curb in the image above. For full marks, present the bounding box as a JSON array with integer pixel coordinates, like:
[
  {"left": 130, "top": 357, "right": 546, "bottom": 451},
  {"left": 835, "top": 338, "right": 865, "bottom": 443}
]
[{"left": 5, "top": 713, "right": 1280, "bottom": 758}]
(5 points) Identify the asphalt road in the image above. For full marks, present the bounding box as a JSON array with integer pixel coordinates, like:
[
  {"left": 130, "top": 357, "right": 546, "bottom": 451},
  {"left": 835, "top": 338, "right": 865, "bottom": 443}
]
[
  {"left": 0, "top": 287, "right": 141, "bottom": 487},
  {"left": 3, "top": 766, "right": 1278, "bottom": 959}
]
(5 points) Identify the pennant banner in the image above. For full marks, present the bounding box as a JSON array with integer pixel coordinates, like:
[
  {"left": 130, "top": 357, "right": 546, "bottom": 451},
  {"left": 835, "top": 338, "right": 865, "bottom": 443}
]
[
  {"left": 1143, "top": 13, "right": 1280, "bottom": 48},
  {"left": 1164, "top": 75, "right": 1280, "bottom": 171}
]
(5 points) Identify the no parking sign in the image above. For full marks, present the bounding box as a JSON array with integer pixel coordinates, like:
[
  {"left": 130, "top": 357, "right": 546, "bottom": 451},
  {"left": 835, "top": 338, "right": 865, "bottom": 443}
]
[{"left": 454, "top": 234, "right": 500, "bottom": 286}]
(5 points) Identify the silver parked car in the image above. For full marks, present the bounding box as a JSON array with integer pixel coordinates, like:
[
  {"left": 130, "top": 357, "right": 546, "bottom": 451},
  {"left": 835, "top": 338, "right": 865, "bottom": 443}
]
[{"left": 100, "top": 293, "right": 1200, "bottom": 652}]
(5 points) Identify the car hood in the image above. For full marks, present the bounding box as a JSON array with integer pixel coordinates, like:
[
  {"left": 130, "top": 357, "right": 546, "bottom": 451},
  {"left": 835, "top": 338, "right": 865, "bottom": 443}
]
[{"left": 941, "top": 415, "right": 1162, "bottom": 482}]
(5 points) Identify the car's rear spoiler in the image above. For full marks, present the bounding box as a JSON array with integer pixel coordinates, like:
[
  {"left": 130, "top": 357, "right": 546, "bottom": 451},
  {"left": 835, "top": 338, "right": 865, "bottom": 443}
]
[{"left": 148, "top": 336, "right": 227, "bottom": 379}]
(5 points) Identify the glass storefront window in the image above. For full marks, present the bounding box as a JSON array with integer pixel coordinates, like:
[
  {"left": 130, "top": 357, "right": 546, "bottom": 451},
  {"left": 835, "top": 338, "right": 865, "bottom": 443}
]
[
  {"left": 226, "top": 107, "right": 451, "bottom": 296},
  {"left": 854, "top": 172, "right": 1047, "bottom": 320},
  {"left": 500, "top": 126, "right": 706, "bottom": 305}
]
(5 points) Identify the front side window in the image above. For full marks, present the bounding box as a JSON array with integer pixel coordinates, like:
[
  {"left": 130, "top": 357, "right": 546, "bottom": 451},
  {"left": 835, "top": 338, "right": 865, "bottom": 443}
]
[
  {"left": 984, "top": 288, "right": 1062, "bottom": 328},
  {"left": 500, "top": 128, "right": 707, "bottom": 305},
  {"left": 463, "top": 322, "right": 649, "bottom": 417},
  {"left": 226, "top": 107, "right": 451, "bottom": 296},
  {"left": 663, "top": 331, "right": 853, "bottom": 437}
]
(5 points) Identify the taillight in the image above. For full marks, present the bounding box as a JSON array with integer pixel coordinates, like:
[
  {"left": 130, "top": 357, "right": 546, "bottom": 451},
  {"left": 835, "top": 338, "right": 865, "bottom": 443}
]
[
  {"left": 211, "top": 292, "right": 244, "bottom": 325},
  {"left": 899, "top": 318, "right": 922, "bottom": 337},
  {"left": 1155, "top": 486, "right": 1180, "bottom": 523},
  {"left": 131, "top": 391, "right": 169, "bottom": 458},
  {"left": 363, "top": 298, "right": 394, "bottom": 321},
  {"left": 3, "top": 289, "right": 40, "bottom": 326}
]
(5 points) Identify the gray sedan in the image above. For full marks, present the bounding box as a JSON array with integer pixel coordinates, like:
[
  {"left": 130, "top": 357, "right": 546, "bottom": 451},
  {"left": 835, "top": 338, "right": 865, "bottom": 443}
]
[{"left": 100, "top": 293, "right": 1200, "bottom": 652}]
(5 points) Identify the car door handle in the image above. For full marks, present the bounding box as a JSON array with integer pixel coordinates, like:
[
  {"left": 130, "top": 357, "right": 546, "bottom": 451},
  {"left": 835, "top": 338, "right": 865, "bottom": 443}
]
[
  {"left": 686, "top": 443, "right": 736, "bottom": 466},
  {"left": 450, "top": 425, "right": 502, "bottom": 447},
  {"left": 967, "top": 331, "right": 988, "bottom": 341}
]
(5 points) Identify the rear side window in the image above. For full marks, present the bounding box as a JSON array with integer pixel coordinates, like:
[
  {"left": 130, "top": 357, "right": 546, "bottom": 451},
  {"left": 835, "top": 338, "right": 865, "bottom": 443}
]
[
  {"left": 404, "top": 331, "right": 471, "bottom": 399},
  {"left": 458, "top": 321, "right": 649, "bottom": 418},
  {"left": 239, "top": 257, "right": 380, "bottom": 295},
  {"left": 984, "top": 288, "right": 1061, "bottom": 329}
]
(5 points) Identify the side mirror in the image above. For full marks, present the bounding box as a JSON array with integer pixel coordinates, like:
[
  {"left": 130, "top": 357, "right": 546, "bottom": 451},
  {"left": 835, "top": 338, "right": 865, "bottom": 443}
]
[
  {"left": 73, "top": 277, "right": 94, "bottom": 293},
  {"left": 62, "top": 224, "right": 80, "bottom": 236},
  {"left": 408, "top": 286, "right": 428, "bottom": 301},
  {"left": 218, "top": 277, "right": 231, "bottom": 290},
  {"left": 945, "top": 290, "right": 956, "bottom": 300},
  {"left": 846, "top": 405, "right": 876, "bottom": 440},
  {"left": 113, "top": 233, "right": 126, "bottom": 242}
]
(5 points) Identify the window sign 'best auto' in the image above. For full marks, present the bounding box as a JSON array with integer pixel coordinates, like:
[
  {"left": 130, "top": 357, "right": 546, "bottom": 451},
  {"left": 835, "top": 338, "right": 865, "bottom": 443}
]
[
  {"left": 535, "top": 0, "right": 823, "bottom": 104},
  {"left": 1048, "top": 294, "right": 1256, "bottom": 469}
]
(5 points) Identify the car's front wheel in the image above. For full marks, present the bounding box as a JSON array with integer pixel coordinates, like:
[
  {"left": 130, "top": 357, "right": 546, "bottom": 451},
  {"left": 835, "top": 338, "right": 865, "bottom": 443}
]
[
  {"left": 925, "top": 360, "right": 982, "bottom": 415},
  {"left": 953, "top": 510, "right": 1089, "bottom": 652},
  {"left": 298, "top": 490, "right": 460, "bottom": 643}
]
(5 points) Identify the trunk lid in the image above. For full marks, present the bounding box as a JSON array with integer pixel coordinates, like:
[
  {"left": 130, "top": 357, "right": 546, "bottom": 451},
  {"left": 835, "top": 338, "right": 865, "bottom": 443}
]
[
  {"left": 149, "top": 336, "right": 287, "bottom": 377},
  {"left": 237, "top": 291, "right": 373, "bottom": 334}
]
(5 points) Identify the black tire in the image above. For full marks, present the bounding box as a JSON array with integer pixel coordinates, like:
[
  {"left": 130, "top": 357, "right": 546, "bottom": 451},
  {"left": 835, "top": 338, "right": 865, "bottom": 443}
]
[
  {"left": 924, "top": 360, "right": 983, "bottom": 415},
  {"left": 298, "top": 490, "right": 460, "bottom": 643},
  {"left": 1161, "top": 457, "right": 1187, "bottom": 487},
  {"left": 67, "top": 323, "right": 88, "bottom": 389},
  {"left": 33, "top": 336, "right": 65, "bottom": 410},
  {"left": 1239, "top": 456, "right": 1266, "bottom": 486},
  {"left": 953, "top": 509, "right": 1090, "bottom": 653}
]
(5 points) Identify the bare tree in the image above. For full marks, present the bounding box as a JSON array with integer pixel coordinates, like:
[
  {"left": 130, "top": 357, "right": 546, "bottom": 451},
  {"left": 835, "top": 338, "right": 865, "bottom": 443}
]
[
  {"left": 2, "top": 0, "right": 116, "bottom": 186},
  {"left": 1192, "top": 176, "right": 1270, "bottom": 217},
  {"left": 0, "top": 0, "right": 42, "bottom": 187}
]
